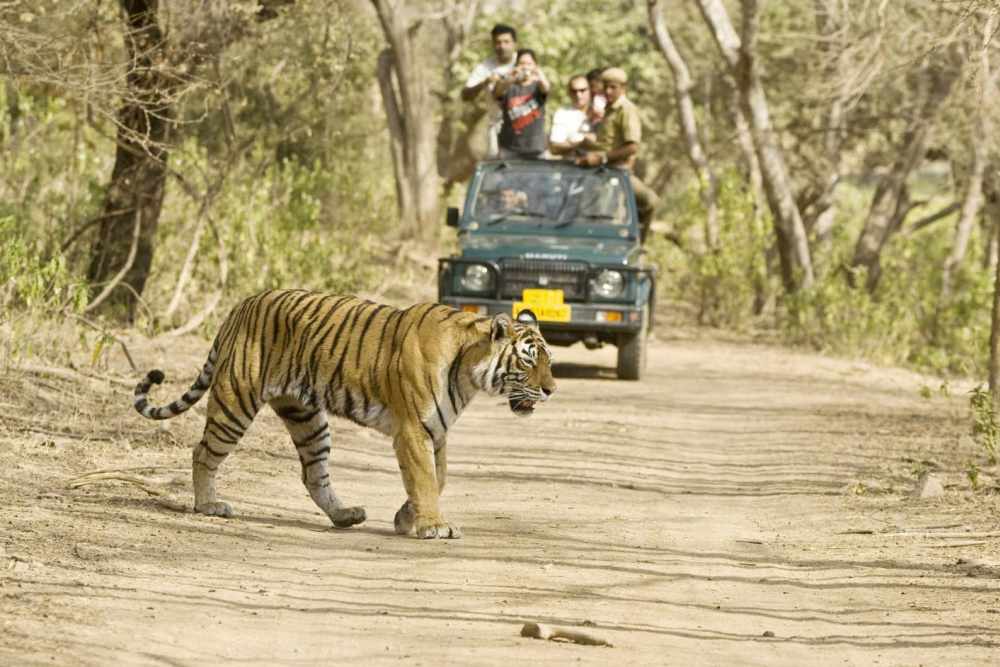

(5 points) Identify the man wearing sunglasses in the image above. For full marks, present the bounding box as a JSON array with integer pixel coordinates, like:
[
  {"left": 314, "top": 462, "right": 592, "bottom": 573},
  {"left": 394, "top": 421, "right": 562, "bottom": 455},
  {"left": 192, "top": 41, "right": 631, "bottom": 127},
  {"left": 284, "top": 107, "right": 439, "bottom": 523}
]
[{"left": 547, "top": 75, "right": 595, "bottom": 159}]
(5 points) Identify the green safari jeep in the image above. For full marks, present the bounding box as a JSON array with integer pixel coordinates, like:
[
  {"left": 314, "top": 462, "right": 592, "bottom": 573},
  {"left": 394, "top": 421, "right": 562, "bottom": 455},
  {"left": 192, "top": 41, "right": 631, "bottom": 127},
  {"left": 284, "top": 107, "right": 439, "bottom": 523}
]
[{"left": 438, "top": 159, "right": 655, "bottom": 380}]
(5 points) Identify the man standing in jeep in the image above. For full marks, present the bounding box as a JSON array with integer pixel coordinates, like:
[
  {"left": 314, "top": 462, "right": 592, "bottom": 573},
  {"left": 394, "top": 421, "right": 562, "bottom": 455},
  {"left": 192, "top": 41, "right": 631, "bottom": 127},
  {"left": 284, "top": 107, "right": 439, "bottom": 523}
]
[
  {"left": 576, "top": 67, "right": 660, "bottom": 242},
  {"left": 461, "top": 24, "right": 519, "bottom": 159},
  {"left": 548, "top": 74, "right": 593, "bottom": 159}
]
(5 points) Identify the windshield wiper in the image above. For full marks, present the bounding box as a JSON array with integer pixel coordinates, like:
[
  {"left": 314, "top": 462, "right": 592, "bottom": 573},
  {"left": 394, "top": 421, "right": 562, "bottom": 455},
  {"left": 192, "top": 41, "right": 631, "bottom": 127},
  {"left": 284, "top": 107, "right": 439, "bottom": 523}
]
[
  {"left": 485, "top": 209, "right": 547, "bottom": 226},
  {"left": 552, "top": 213, "right": 616, "bottom": 229}
]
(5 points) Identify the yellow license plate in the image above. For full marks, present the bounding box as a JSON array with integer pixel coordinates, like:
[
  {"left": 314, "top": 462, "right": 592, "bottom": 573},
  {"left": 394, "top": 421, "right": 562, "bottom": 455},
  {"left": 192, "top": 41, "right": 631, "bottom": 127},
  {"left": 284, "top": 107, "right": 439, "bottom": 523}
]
[{"left": 513, "top": 288, "right": 571, "bottom": 322}]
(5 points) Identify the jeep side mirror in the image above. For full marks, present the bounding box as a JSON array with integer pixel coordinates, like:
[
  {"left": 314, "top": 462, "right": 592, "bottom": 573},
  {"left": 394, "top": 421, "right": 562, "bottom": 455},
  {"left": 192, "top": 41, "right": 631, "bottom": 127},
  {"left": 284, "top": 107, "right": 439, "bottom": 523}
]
[{"left": 446, "top": 207, "right": 460, "bottom": 228}]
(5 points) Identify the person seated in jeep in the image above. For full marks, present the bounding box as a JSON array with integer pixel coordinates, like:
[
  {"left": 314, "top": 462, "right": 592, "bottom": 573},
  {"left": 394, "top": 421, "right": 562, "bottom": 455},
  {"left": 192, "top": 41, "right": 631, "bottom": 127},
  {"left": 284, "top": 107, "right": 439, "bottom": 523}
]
[{"left": 498, "top": 188, "right": 528, "bottom": 211}]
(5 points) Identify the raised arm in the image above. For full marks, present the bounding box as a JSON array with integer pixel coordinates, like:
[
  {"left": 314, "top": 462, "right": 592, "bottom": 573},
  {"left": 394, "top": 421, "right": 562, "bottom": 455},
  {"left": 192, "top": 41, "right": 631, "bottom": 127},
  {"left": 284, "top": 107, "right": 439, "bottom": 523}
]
[
  {"left": 535, "top": 67, "right": 551, "bottom": 95},
  {"left": 462, "top": 72, "right": 498, "bottom": 102}
]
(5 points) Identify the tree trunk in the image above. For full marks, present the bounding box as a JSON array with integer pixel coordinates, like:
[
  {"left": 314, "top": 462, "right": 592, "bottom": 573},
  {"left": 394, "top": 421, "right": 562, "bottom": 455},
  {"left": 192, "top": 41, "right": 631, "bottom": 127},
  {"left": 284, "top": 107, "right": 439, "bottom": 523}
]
[
  {"left": 371, "top": 0, "right": 442, "bottom": 241},
  {"left": 806, "top": 0, "right": 848, "bottom": 251},
  {"left": 648, "top": 0, "right": 718, "bottom": 250},
  {"left": 437, "top": 1, "right": 484, "bottom": 193},
  {"left": 376, "top": 49, "right": 413, "bottom": 225},
  {"left": 723, "top": 77, "right": 769, "bottom": 313},
  {"left": 695, "top": 0, "right": 814, "bottom": 292},
  {"left": 991, "top": 207, "right": 1000, "bottom": 402},
  {"left": 725, "top": 79, "right": 764, "bottom": 221},
  {"left": 86, "top": 0, "right": 171, "bottom": 321},
  {"left": 849, "top": 54, "right": 958, "bottom": 292},
  {"left": 941, "top": 142, "right": 987, "bottom": 300},
  {"left": 946, "top": 8, "right": 998, "bottom": 300},
  {"left": 4, "top": 79, "right": 20, "bottom": 146},
  {"left": 984, "top": 168, "right": 1000, "bottom": 270}
]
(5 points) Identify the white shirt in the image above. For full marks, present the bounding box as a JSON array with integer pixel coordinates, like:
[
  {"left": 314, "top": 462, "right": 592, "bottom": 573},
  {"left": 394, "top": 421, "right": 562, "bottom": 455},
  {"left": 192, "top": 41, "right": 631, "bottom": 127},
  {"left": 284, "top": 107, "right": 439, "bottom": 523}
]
[
  {"left": 549, "top": 107, "right": 590, "bottom": 145},
  {"left": 465, "top": 56, "right": 516, "bottom": 121},
  {"left": 464, "top": 56, "right": 516, "bottom": 88}
]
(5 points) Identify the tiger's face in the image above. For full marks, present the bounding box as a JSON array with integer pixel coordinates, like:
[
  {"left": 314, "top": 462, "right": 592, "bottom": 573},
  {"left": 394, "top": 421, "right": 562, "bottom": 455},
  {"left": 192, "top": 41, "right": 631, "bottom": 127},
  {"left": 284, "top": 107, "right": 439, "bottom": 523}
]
[{"left": 488, "top": 311, "right": 556, "bottom": 416}]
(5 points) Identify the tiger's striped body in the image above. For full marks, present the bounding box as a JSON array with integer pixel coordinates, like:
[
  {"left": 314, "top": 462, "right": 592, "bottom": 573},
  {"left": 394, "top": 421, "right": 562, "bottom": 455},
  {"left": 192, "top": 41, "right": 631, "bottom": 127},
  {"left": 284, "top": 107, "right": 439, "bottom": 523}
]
[{"left": 133, "top": 289, "right": 555, "bottom": 538}]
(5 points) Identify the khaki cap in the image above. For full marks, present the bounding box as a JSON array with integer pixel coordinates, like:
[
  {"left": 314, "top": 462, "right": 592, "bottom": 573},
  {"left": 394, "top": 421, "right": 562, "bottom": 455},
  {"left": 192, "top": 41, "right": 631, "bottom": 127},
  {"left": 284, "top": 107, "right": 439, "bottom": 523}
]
[{"left": 601, "top": 67, "right": 628, "bottom": 84}]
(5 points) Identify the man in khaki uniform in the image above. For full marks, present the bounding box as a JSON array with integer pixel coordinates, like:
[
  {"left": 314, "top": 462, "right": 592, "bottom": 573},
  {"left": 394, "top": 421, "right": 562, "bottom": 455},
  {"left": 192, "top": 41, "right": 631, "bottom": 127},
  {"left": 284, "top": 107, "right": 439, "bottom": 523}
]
[{"left": 576, "top": 67, "right": 659, "bottom": 242}]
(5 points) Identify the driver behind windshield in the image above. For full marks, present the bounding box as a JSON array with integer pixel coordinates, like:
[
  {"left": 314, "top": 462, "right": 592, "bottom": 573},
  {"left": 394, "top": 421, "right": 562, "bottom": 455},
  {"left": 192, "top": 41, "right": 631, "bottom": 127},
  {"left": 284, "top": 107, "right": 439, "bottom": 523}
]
[
  {"left": 498, "top": 188, "right": 528, "bottom": 211},
  {"left": 479, "top": 186, "right": 529, "bottom": 216}
]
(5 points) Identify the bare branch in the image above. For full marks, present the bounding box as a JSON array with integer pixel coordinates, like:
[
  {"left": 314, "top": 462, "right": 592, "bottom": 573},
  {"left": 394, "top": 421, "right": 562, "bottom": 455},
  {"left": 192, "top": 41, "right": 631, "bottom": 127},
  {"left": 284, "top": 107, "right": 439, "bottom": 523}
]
[
  {"left": 83, "top": 208, "right": 142, "bottom": 314},
  {"left": 161, "top": 213, "right": 228, "bottom": 338},
  {"left": 648, "top": 0, "right": 719, "bottom": 249},
  {"left": 905, "top": 202, "right": 962, "bottom": 235}
]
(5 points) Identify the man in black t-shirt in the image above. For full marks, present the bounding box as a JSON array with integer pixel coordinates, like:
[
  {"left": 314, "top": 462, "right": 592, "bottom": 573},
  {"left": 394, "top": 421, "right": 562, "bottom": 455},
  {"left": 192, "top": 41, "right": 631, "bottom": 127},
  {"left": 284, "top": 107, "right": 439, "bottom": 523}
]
[{"left": 494, "top": 49, "right": 550, "bottom": 159}]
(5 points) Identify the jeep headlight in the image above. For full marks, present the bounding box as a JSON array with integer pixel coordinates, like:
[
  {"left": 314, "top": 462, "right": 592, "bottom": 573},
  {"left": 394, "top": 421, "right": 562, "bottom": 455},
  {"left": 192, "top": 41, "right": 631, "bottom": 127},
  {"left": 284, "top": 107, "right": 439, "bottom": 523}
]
[
  {"left": 458, "top": 264, "right": 494, "bottom": 293},
  {"left": 590, "top": 269, "right": 625, "bottom": 299}
]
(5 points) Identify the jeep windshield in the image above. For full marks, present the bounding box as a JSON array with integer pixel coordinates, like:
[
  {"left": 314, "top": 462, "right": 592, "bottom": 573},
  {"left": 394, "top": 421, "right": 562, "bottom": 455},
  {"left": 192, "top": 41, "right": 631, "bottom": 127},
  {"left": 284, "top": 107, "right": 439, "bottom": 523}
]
[{"left": 468, "top": 163, "right": 630, "bottom": 229}]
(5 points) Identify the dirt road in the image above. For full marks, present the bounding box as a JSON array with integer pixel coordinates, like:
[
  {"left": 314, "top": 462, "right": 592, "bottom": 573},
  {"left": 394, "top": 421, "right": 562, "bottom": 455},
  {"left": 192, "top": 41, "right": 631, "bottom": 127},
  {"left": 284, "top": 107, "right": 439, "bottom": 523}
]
[{"left": 2, "top": 333, "right": 999, "bottom": 665}]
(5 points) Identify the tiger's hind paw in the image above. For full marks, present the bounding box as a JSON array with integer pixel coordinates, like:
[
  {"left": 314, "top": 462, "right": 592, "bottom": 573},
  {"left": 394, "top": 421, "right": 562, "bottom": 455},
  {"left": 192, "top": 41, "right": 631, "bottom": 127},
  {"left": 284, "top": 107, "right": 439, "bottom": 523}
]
[
  {"left": 416, "top": 521, "right": 463, "bottom": 540},
  {"left": 330, "top": 506, "right": 366, "bottom": 528},
  {"left": 394, "top": 500, "right": 416, "bottom": 536},
  {"left": 195, "top": 501, "right": 234, "bottom": 518}
]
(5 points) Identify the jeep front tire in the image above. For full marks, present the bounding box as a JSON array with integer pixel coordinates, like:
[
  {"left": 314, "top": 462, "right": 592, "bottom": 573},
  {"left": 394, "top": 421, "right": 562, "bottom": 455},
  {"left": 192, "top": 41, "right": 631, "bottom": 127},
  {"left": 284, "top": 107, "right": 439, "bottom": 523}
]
[{"left": 616, "top": 305, "right": 648, "bottom": 380}]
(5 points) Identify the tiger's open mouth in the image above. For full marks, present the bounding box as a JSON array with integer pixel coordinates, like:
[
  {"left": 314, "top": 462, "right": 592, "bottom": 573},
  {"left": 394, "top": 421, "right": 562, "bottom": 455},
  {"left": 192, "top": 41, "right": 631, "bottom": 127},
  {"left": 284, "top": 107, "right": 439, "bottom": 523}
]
[{"left": 509, "top": 398, "right": 536, "bottom": 416}]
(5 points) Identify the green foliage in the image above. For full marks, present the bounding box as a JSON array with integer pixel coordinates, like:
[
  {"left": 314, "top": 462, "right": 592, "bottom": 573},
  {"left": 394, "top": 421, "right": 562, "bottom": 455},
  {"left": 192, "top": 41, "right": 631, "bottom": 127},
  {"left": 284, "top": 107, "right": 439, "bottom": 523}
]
[
  {"left": 969, "top": 385, "right": 999, "bottom": 465},
  {"left": 0, "top": 216, "right": 87, "bottom": 314},
  {"left": 1, "top": 3, "right": 395, "bottom": 339},
  {"left": 780, "top": 178, "right": 992, "bottom": 376},
  {"left": 0, "top": 214, "right": 88, "bottom": 366},
  {"left": 781, "top": 261, "right": 919, "bottom": 367},
  {"left": 140, "top": 145, "right": 394, "bottom": 333},
  {"left": 647, "top": 168, "right": 995, "bottom": 379},
  {"left": 966, "top": 460, "right": 981, "bottom": 490},
  {"left": 651, "top": 171, "right": 771, "bottom": 326},
  {"left": 217, "top": 155, "right": 390, "bottom": 296}
]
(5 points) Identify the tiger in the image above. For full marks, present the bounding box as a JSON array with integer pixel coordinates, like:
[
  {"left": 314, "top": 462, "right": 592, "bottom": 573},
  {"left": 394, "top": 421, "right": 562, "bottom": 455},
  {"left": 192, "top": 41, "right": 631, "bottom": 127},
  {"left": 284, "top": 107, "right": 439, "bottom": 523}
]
[{"left": 132, "top": 289, "right": 555, "bottom": 539}]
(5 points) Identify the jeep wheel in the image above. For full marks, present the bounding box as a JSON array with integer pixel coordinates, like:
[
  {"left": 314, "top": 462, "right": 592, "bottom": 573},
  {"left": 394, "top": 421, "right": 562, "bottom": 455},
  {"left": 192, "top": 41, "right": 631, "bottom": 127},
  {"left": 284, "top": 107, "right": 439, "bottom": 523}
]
[{"left": 616, "top": 305, "right": 649, "bottom": 381}]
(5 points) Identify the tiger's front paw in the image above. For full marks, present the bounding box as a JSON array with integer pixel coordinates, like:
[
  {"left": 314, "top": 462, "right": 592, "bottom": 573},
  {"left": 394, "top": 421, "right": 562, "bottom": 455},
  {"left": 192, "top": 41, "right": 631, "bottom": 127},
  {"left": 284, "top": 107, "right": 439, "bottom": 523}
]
[
  {"left": 416, "top": 519, "right": 463, "bottom": 540},
  {"left": 330, "top": 506, "right": 366, "bottom": 529},
  {"left": 195, "top": 501, "right": 234, "bottom": 518}
]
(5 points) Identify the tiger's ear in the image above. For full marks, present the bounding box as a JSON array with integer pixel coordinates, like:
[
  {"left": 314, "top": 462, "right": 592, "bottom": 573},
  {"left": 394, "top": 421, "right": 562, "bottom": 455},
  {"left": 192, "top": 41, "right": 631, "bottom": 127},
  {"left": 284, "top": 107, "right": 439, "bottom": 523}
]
[
  {"left": 515, "top": 308, "right": 539, "bottom": 330},
  {"left": 491, "top": 313, "right": 515, "bottom": 342}
]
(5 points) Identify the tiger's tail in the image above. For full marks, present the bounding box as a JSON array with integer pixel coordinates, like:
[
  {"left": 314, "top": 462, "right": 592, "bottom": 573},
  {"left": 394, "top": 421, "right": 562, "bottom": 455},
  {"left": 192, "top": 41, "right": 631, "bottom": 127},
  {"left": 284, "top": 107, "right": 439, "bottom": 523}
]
[{"left": 133, "top": 346, "right": 219, "bottom": 420}]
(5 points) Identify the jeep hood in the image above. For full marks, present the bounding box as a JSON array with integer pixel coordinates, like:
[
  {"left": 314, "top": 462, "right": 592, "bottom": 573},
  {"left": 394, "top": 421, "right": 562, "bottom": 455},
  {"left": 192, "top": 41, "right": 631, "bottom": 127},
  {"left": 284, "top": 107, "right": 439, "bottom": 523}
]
[{"left": 459, "top": 233, "right": 638, "bottom": 265}]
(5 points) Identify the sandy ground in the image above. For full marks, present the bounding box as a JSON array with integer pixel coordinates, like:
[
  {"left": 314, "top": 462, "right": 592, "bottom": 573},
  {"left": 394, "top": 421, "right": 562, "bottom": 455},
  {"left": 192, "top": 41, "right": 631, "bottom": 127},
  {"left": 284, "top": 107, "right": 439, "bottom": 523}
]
[{"left": 2, "top": 327, "right": 1000, "bottom": 666}]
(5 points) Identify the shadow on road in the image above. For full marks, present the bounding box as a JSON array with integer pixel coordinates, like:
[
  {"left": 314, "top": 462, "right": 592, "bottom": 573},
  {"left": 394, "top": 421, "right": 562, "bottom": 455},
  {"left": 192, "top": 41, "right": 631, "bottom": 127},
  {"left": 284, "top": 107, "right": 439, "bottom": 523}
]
[{"left": 552, "top": 361, "right": 618, "bottom": 380}]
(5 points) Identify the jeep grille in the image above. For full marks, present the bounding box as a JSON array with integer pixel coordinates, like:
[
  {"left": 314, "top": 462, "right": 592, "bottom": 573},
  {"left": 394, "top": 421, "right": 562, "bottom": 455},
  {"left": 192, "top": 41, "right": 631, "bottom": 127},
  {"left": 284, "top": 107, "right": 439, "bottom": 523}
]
[{"left": 499, "top": 259, "right": 589, "bottom": 301}]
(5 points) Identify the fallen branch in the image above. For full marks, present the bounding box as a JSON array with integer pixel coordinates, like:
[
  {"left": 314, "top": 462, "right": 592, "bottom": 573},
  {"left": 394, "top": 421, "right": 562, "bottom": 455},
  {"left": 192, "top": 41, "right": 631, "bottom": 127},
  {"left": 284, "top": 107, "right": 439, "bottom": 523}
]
[
  {"left": 71, "top": 465, "right": 185, "bottom": 477},
  {"left": 880, "top": 531, "right": 1000, "bottom": 539},
  {"left": 66, "top": 471, "right": 190, "bottom": 513},
  {"left": 66, "top": 473, "right": 164, "bottom": 496},
  {"left": 7, "top": 424, "right": 111, "bottom": 442},
  {"left": 69, "top": 366, "right": 136, "bottom": 388},
  {"left": 520, "top": 622, "right": 613, "bottom": 647},
  {"left": 15, "top": 363, "right": 110, "bottom": 391}
]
